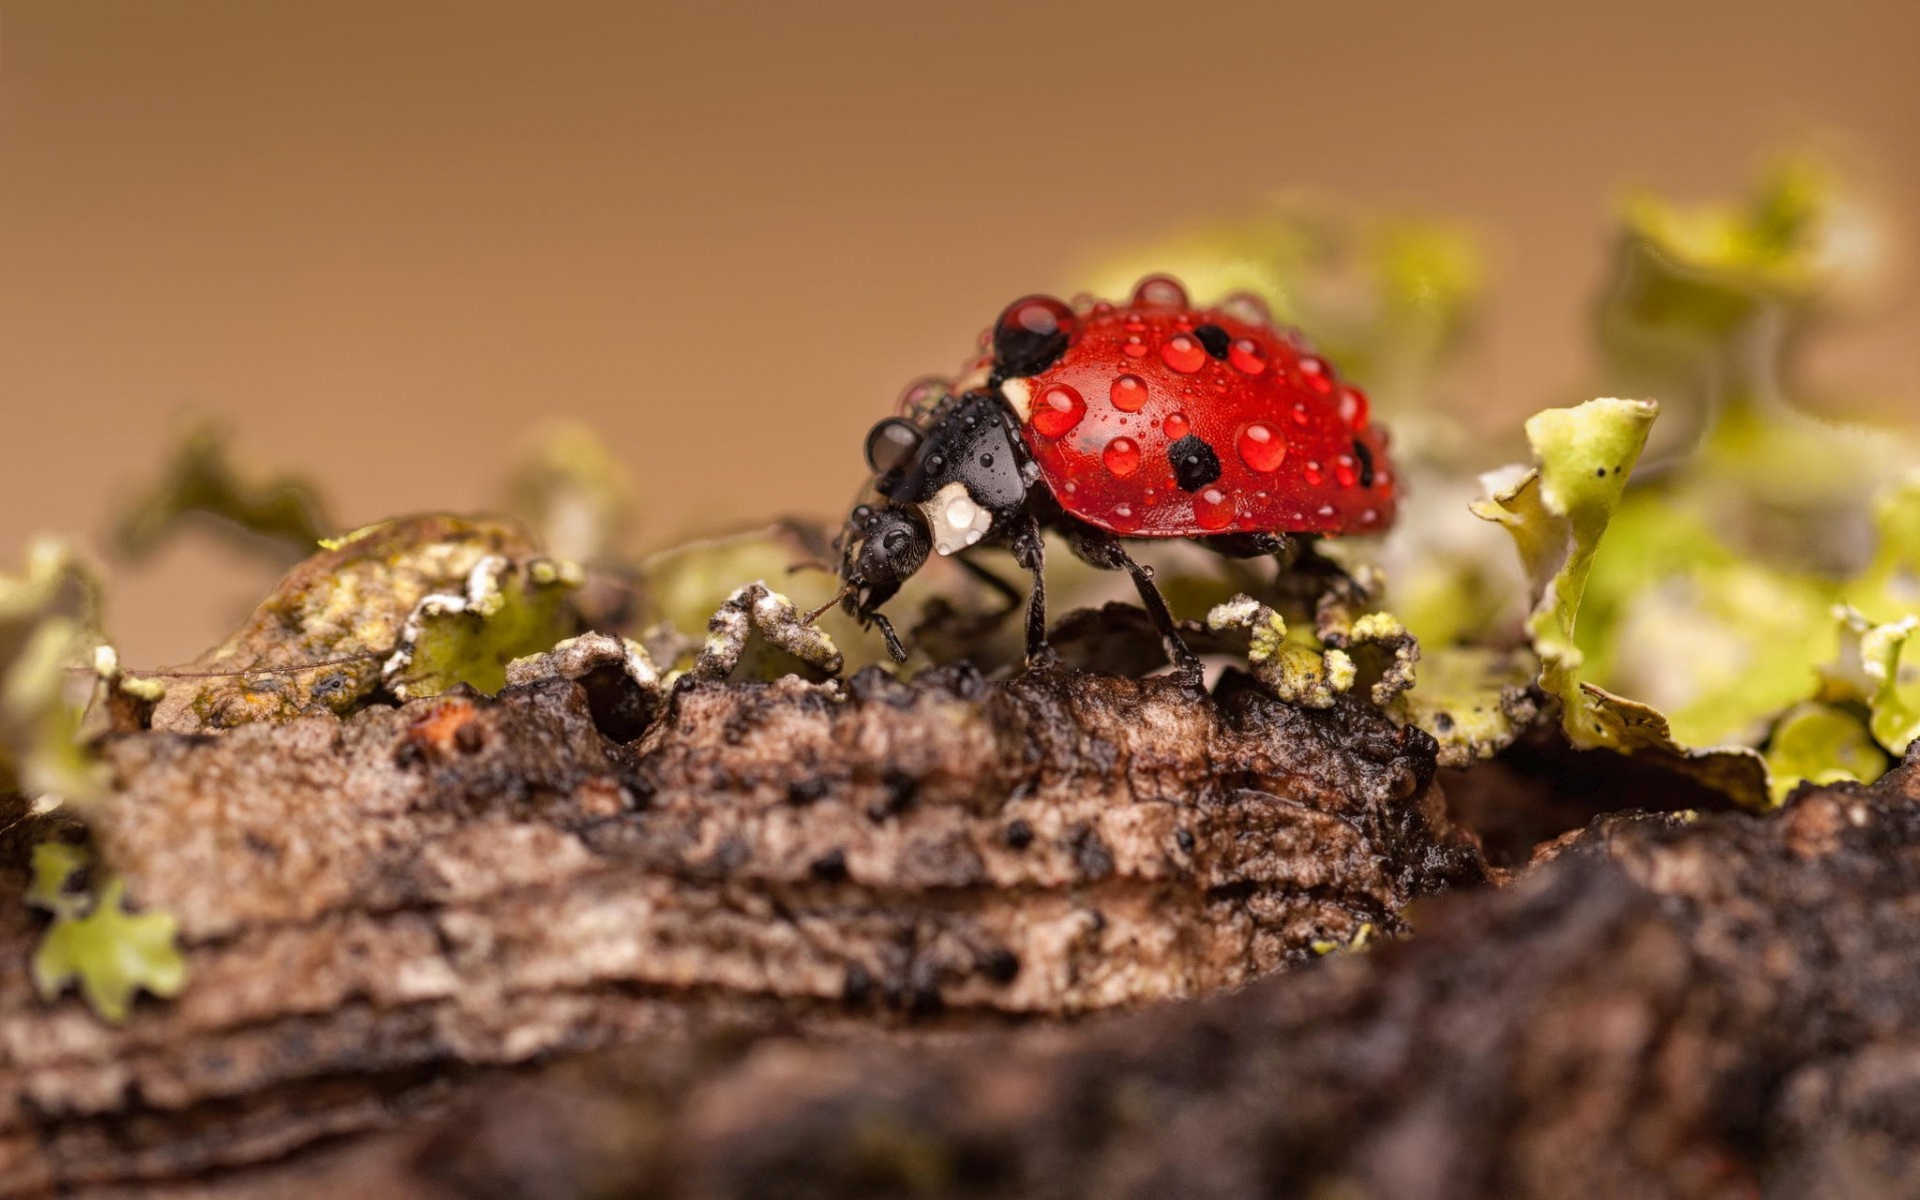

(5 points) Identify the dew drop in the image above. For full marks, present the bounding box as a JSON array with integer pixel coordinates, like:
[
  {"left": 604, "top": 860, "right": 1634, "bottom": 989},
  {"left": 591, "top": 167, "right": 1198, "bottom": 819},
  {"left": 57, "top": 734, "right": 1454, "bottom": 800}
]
[
  {"left": 1237, "top": 422, "right": 1287, "bottom": 472},
  {"left": 1194, "top": 487, "right": 1234, "bottom": 530},
  {"left": 1161, "top": 334, "right": 1207, "bottom": 374},
  {"left": 1110, "top": 374, "right": 1148, "bottom": 412},
  {"left": 895, "top": 376, "right": 948, "bottom": 416},
  {"left": 1103, "top": 436, "right": 1142, "bottom": 477},
  {"left": 1162, "top": 411, "right": 1191, "bottom": 439},
  {"left": 1123, "top": 335, "right": 1150, "bottom": 359},
  {"left": 993, "top": 295, "right": 1078, "bottom": 376},
  {"left": 1109, "top": 502, "right": 1140, "bottom": 532},
  {"left": 1219, "top": 291, "right": 1272, "bottom": 327},
  {"left": 1124, "top": 318, "right": 1147, "bottom": 333},
  {"left": 1130, "top": 275, "right": 1190, "bottom": 309},
  {"left": 1228, "top": 338, "right": 1268, "bottom": 375},
  {"left": 1290, "top": 403, "right": 1310, "bottom": 426},
  {"left": 1303, "top": 461, "right": 1324, "bottom": 486},
  {"left": 1031, "top": 384, "right": 1086, "bottom": 438},
  {"left": 1334, "top": 455, "right": 1359, "bottom": 487},
  {"left": 1298, "top": 355, "right": 1335, "bottom": 395},
  {"left": 1338, "top": 386, "right": 1371, "bottom": 429}
]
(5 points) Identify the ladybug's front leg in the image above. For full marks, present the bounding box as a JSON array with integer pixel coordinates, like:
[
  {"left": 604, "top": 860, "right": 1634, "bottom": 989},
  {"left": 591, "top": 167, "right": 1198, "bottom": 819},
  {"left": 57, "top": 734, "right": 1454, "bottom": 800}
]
[{"left": 1005, "top": 514, "right": 1057, "bottom": 669}]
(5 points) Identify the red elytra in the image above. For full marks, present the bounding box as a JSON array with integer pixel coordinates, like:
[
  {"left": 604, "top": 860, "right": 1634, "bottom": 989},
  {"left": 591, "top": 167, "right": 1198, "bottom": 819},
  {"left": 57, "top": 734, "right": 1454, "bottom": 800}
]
[{"left": 1004, "top": 284, "right": 1396, "bottom": 538}]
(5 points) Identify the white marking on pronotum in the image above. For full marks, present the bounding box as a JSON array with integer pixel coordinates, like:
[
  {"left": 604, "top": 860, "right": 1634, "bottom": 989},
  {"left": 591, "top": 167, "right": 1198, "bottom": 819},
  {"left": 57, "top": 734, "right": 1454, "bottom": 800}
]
[
  {"left": 919, "top": 480, "right": 993, "bottom": 556},
  {"left": 1000, "top": 376, "right": 1032, "bottom": 421}
]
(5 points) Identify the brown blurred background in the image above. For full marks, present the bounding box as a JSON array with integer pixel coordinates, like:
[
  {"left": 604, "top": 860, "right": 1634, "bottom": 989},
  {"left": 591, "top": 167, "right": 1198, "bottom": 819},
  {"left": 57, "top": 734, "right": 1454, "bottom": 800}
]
[{"left": 3, "top": 0, "right": 1917, "bottom": 665}]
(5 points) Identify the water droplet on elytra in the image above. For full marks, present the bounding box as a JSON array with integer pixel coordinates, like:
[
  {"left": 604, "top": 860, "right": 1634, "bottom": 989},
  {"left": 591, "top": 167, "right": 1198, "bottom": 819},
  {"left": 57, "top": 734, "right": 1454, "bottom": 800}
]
[
  {"left": 1161, "top": 334, "right": 1207, "bottom": 374},
  {"left": 1123, "top": 335, "right": 1150, "bottom": 359},
  {"left": 1162, "top": 412, "right": 1191, "bottom": 439},
  {"left": 1334, "top": 455, "right": 1359, "bottom": 487},
  {"left": 1219, "top": 291, "right": 1272, "bottom": 327},
  {"left": 1111, "top": 374, "right": 1148, "bottom": 412},
  {"left": 1195, "top": 487, "right": 1234, "bottom": 530},
  {"left": 1130, "top": 275, "right": 1189, "bottom": 309},
  {"left": 1290, "top": 403, "right": 1310, "bottom": 426},
  {"left": 1298, "top": 355, "right": 1335, "bottom": 395},
  {"left": 1339, "top": 386, "right": 1371, "bottom": 429},
  {"left": 1303, "top": 461, "right": 1324, "bottom": 486},
  {"left": 1103, "top": 436, "right": 1141, "bottom": 477},
  {"left": 1031, "top": 384, "right": 1086, "bottom": 438},
  {"left": 1228, "top": 338, "right": 1268, "bottom": 375},
  {"left": 1110, "top": 502, "right": 1139, "bottom": 531},
  {"left": 1237, "top": 422, "right": 1287, "bottom": 472}
]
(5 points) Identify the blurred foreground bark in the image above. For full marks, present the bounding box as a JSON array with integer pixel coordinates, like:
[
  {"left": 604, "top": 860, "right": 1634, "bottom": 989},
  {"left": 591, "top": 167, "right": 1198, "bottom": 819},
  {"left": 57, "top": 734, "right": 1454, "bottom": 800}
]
[{"left": 2, "top": 661, "right": 1916, "bottom": 1197}]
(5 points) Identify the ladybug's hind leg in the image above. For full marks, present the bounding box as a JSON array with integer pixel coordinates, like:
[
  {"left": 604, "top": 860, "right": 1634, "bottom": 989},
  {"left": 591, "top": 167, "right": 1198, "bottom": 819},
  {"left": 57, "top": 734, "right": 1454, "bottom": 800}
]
[{"left": 1062, "top": 523, "right": 1205, "bottom": 692}]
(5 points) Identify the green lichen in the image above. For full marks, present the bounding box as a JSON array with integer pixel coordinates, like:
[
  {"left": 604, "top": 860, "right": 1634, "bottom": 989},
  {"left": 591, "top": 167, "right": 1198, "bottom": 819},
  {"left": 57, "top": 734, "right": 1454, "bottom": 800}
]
[
  {"left": 149, "top": 515, "right": 581, "bottom": 730},
  {"left": 382, "top": 554, "right": 584, "bottom": 701},
  {"left": 1206, "top": 595, "right": 1352, "bottom": 709},
  {"left": 26, "top": 843, "right": 186, "bottom": 1024},
  {"left": 1762, "top": 702, "right": 1888, "bottom": 805},
  {"left": 112, "top": 422, "right": 333, "bottom": 561},
  {"left": 0, "top": 541, "right": 108, "bottom": 806}
]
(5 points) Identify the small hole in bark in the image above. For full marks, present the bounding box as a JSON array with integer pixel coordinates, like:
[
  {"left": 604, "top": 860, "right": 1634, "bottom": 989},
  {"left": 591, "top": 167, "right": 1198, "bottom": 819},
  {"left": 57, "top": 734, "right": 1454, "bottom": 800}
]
[
  {"left": 574, "top": 662, "right": 659, "bottom": 744},
  {"left": 1004, "top": 819, "right": 1034, "bottom": 849}
]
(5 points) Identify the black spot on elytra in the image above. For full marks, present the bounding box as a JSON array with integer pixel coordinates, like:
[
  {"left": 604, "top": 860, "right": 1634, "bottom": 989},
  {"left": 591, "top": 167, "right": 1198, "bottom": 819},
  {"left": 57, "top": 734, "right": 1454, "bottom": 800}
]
[
  {"left": 1352, "top": 439, "right": 1375, "bottom": 489},
  {"left": 1170, "top": 435, "right": 1223, "bottom": 492},
  {"left": 1192, "top": 323, "right": 1231, "bottom": 359}
]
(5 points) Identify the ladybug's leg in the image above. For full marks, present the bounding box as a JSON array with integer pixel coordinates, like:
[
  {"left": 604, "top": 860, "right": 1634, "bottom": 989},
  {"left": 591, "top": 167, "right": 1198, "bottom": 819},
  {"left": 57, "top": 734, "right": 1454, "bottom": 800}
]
[
  {"left": 954, "top": 554, "right": 1024, "bottom": 619},
  {"left": 1063, "top": 525, "right": 1205, "bottom": 691},
  {"left": 1006, "top": 515, "right": 1057, "bottom": 667}
]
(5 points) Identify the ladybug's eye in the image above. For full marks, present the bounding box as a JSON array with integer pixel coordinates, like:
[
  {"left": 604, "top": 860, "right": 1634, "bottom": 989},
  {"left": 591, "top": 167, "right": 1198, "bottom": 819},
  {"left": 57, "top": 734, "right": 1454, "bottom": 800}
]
[
  {"left": 991, "top": 295, "right": 1077, "bottom": 378},
  {"left": 864, "top": 418, "right": 924, "bottom": 475}
]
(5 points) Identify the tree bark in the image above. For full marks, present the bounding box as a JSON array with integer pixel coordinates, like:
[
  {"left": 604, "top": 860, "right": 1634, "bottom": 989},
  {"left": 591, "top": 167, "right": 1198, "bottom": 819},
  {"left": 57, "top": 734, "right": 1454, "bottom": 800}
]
[{"left": 0, "top": 662, "right": 1478, "bottom": 1196}]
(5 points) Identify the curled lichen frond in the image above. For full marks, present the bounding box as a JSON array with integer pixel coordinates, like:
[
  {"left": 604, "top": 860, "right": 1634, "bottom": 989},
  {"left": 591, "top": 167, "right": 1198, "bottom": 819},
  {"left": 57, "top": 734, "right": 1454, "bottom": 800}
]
[
  {"left": 26, "top": 843, "right": 186, "bottom": 1024},
  {"left": 1, "top": 540, "right": 110, "bottom": 806},
  {"left": 694, "top": 582, "right": 843, "bottom": 682},
  {"left": 112, "top": 421, "right": 333, "bottom": 562},
  {"left": 382, "top": 553, "right": 584, "bottom": 702},
  {"left": 1316, "top": 604, "right": 1420, "bottom": 708},
  {"left": 1206, "top": 595, "right": 1351, "bottom": 709}
]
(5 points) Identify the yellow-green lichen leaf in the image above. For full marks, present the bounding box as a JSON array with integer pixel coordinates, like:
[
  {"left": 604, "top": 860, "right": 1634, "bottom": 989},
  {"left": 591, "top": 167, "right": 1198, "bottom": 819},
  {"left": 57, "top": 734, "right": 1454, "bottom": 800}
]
[
  {"left": 1762, "top": 702, "right": 1889, "bottom": 805},
  {"left": 383, "top": 556, "right": 585, "bottom": 701},
  {"left": 113, "top": 421, "right": 334, "bottom": 562},
  {"left": 1827, "top": 609, "right": 1920, "bottom": 757},
  {"left": 0, "top": 541, "right": 108, "bottom": 805},
  {"left": 1474, "top": 398, "right": 1773, "bottom": 808},
  {"left": 1854, "top": 475, "right": 1920, "bottom": 622},
  {"left": 1617, "top": 154, "right": 1877, "bottom": 308},
  {"left": 27, "top": 841, "right": 91, "bottom": 914},
  {"left": 34, "top": 878, "right": 187, "bottom": 1024},
  {"left": 501, "top": 421, "right": 642, "bottom": 565},
  {"left": 1385, "top": 646, "right": 1538, "bottom": 769},
  {"left": 148, "top": 516, "right": 574, "bottom": 731}
]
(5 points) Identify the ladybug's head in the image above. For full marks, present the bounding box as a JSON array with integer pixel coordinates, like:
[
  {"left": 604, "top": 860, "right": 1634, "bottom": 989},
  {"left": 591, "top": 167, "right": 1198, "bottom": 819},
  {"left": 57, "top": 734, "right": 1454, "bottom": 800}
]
[{"left": 834, "top": 503, "right": 930, "bottom": 661}]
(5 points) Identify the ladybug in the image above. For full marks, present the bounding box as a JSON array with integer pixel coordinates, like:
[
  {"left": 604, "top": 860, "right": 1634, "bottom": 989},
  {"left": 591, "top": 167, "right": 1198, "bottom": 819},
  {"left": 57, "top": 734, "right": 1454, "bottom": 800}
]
[{"left": 829, "top": 275, "right": 1397, "bottom": 687}]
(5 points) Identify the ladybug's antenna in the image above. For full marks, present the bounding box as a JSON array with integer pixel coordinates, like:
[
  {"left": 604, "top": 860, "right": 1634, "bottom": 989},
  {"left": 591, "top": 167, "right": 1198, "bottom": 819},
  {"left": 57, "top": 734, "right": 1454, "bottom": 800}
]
[{"left": 803, "top": 583, "right": 855, "bottom": 626}]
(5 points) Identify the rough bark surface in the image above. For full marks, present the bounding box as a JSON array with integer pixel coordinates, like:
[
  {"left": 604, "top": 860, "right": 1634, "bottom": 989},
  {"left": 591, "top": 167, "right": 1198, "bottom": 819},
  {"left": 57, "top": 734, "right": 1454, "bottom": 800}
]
[
  {"left": 0, "top": 663, "right": 1477, "bottom": 1196},
  {"left": 239, "top": 752, "right": 1920, "bottom": 1200}
]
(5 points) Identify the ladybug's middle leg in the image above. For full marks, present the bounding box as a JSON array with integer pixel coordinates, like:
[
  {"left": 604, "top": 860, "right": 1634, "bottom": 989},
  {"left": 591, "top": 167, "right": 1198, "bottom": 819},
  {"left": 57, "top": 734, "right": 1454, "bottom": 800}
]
[
  {"left": 1006, "top": 514, "right": 1057, "bottom": 668},
  {"left": 1062, "top": 523, "right": 1205, "bottom": 692}
]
